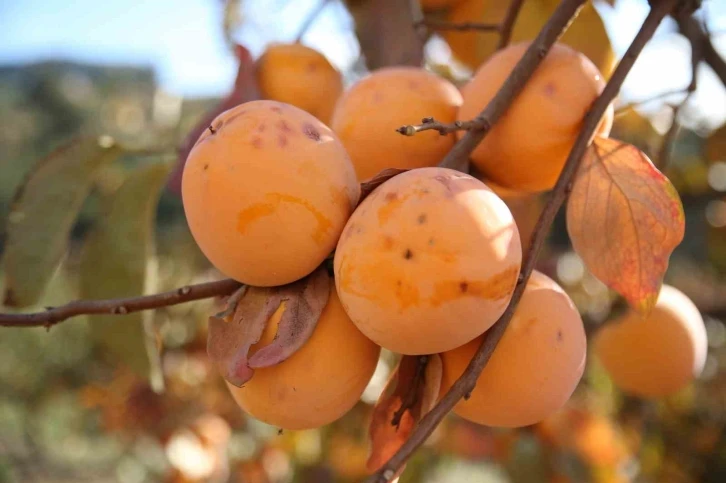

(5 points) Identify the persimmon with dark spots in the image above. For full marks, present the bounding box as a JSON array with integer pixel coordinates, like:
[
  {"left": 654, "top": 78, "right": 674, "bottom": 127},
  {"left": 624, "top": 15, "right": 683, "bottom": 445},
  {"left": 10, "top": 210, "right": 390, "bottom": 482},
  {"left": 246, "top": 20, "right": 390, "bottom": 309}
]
[
  {"left": 182, "top": 100, "right": 359, "bottom": 286},
  {"left": 440, "top": 271, "right": 586, "bottom": 428},
  {"left": 458, "top": 42, "right": 613, "bottom": 192},
  {"left": 330, "top": 67, "right": 463, "bottom": 181},
  {"left": 594, "top": 284, "right": 708, "bottom": 398},
  {"left": 334, "top": 167, "right": 522, "bottom": 355},
  {"left": 226, "top": 282, "right": 380, "bottom": 430},
  {"left": 256, "top": 43, "right": 343, "bottom": 124}
]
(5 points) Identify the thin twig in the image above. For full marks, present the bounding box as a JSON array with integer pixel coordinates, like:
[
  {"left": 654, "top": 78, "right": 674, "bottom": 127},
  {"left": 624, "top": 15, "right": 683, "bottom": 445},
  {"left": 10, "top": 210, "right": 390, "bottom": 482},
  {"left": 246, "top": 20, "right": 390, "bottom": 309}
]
[
  {"left": 676, "top": 11, "right": 726, "bottom": 87},
  {"left": 399, "top": 0, "right": 587, "bottom": 144},
  {"left": 366, "top": 0, "right": 677, "bottom": 481},
  {"left": 657, "top": 14, "right": 702, "bottom": 169},
  {"left": 497, "top": 0, "right": 527, "bottom": 50},
  {"left": 0, "top": 279, "right": 241, "bottom": 328},
  {"left": 295, "top": 0, "right": 333, "bottom": 43},
  {"left": 413, "top": 19, "right": 501, "bottom": 32}
]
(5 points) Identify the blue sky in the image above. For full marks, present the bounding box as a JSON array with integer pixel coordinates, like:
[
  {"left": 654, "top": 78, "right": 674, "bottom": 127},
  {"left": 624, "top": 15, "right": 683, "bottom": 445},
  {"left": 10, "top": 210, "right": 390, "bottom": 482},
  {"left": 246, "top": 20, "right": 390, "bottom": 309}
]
[{"left": 0, "top": 0, "right": 724, "bottom": 128}]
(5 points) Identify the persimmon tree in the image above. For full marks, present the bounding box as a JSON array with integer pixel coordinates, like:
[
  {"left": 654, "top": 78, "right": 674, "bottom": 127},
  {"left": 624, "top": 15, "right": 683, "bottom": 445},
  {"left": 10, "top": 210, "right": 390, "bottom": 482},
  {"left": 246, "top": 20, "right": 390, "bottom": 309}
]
[{"left": 1, "top": 0, "right": 724, "bottom": 482}]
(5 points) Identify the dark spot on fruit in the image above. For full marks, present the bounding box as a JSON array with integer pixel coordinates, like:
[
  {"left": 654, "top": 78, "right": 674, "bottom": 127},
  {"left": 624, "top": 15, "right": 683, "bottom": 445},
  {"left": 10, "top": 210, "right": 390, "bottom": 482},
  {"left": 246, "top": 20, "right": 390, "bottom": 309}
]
[
  {"left": 271, "top": 106, "right": 283, "bottom": 114},
  {"left": 203, "top": 164, "right": 209, "bottom": 170},
  {"left": 428, "top": 238, "right": 435, "bottom": 246},
  {"left": 543, "top": 83, "right": 557, "bottom": 96},
  {"left": 251, "top": 136, "right": 263, "bottom": 148},
  {"left": 306, "top": 62, "right": 317, "bottom": 72},
  {"left": 277, "top": 135, "right": 288, "bottom": 148},
  {"left": 385, "top": 192, "right": 398, "bottom": 202},
  {"left": 257, "top": 123, "right": 266, "bottom": 132},
  {"left": 397, "top": 280, "right": 402, "bottom": 287},
  {"left": 382, "top": 236, "right": 394, "bottom": 250},
  {"left": 417, "top": 213, "right": 427, "bottom": 224},
  {"left": 557, "top": 330, "right": 563, "bottom": 342},
  {"left": 302, "top": 123, "right": 321, "bottom": 141},
  {"left": 404, "top": 249, "right": 413, "bottom": 260},
  {"left": 277, "top": 120, "right": 292, "bottom": 133},
  {"left": 208, "top": 125, "right": 216, "bottom": 134},
  {"left": 459, "top": 282, "right": 468, "bottom": 293}
]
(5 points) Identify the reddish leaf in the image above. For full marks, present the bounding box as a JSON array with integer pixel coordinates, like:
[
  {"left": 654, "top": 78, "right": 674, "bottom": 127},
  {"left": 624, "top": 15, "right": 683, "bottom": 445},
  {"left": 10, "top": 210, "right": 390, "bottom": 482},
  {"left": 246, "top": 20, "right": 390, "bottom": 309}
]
[
  {"left": 358, "top": 168, "right": 409, "bottom": 205},
  {"left": 567, "top": 137, "right": 685, "bottom": 314},
  {"left": 207, "top": 268, "right": 330, "bottom": 387},
  {"left": 366, "top": 354, "right": 442, "bottom": 476},
  {"left": 167, "top": 44, "right": 260, "bottom": 195}
]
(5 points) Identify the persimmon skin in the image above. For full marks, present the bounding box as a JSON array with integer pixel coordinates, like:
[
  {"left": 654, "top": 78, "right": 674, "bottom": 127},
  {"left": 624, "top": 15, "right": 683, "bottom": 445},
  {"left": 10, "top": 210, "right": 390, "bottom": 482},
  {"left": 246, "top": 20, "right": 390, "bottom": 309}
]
[
  {"left": 256, "top": 43, "right": 343, "bottom": 125},
  {"left": 182, "top": 100, "right": 359, "bottom": 287},
  {"left": 226, "top": 284, "right": 380, "bottom": 430},
  {"left": 330, "top": 67, "right": 463, "bottom": 181},
  {"left": 458, "top": 42, "right": 613, "bottom": 193},
  {"left": 594, "top": 284, "right": 708, "bottom": 398},
  {"left": 334, "top": 167, "right": 522, "bottom": 355},
  {"left": 440, "top": 271, "right": 586, "bottom": 428}
]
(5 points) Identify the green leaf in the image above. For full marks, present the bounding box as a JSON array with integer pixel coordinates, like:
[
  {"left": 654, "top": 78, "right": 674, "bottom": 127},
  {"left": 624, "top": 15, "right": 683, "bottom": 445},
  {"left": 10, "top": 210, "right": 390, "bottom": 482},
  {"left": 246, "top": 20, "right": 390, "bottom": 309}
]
[
  {"left": 2, "top": 136, "right": 122, "bottom": 308},
  {"left": 79, "top": 160, "right": 171, "bottom": 387}
]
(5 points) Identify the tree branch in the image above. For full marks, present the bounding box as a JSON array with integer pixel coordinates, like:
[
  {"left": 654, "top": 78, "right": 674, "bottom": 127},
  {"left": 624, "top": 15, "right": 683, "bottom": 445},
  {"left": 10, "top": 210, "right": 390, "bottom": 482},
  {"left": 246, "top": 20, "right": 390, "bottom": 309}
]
[
  {"left": 676, "top": 12, "right": 726, "bottom": 87},
  {"left": 0, "top": 279, "right": 241, "bottom": 328},
  {"left": 413, "top": 19, "right": 500, "bottom": 32},
  {"left": 497, "top": 0, "right": 526, "bottom": 50},
  {"left": 366, "top": 0, "right": 677, "bottom": 480}
]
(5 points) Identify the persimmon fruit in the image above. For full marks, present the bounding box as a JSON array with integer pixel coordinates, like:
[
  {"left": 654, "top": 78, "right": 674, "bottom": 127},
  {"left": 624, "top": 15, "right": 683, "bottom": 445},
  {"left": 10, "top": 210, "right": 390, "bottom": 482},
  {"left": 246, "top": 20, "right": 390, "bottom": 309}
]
[
  {"left": 440, "top": 270, "right": 586, "bottom": 427},
  {"left": 182, "top": 100, "right": 359, "bottom": 287},
  {"left": 226, "top": 282, "right": 380, "bottom": 430},
  {"left": 330, "top": 67, "right": 462, "bottom": 181},
  {"left": 334, "top": 167, "right": 522, "bottom": 355},
  {"left": 458, "top": 42, "right": 613, "bottom": 192},
  {"left": 256, "top": 43, "right": 343, "bottom": 125},
  {"left": 594, "top": 284, "right": 708, "bottom": 398}
]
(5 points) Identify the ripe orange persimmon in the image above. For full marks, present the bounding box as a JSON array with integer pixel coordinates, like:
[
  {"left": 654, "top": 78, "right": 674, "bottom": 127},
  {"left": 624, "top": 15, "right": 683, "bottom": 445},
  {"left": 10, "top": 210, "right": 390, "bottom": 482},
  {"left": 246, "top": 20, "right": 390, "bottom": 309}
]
[
  {"left": 458, "top": 42, "right": 613, "bottom": 192},
  {"left": 330, "top": 67, "right": 462, "bottom": 181},
  {"left": 182, "top": 100, "right": 359, "bottom": 287},
  {"left": 334, "top": 167, "right": 522, "bottom": 355},
  {"left": 227, "top": 282, "right": 380, "bottom": 430},
  {"left": 440, "top": 270, "right": 586, "bottom": 427},
  {"left": 594, "top": 284, "right": 708, "bottom": 398},
  {"left": 256, "top": 43, "right": 343, "bottom": 125},
  {"left": 480, "top": 177, "right": 543, "bottom": 252}
]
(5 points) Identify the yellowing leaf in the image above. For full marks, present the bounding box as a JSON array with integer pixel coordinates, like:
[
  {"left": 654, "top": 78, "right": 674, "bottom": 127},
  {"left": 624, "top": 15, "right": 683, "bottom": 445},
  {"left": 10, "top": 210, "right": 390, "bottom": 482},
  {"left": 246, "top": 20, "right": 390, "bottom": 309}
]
[
  {"left": 367, "top": 354, "right": 442, "bottom": 476},
  {"left": 567, "top": 137, "right": 685, "bottom": 314},
  {"left": 80, "top": 161, "right": 171, "bottom": 384},
  {"left": 2, "top": 136, "right": 121, "bottom": 307}
]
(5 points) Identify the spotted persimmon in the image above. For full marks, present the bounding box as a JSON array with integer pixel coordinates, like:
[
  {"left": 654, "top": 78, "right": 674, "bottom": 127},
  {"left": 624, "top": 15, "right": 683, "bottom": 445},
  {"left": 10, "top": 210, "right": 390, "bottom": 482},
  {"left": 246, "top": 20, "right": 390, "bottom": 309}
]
[
  {"left": 458, "top": 42, "right": 613, "bottom": 192},
  {"left": 440, "top": 271, "right": 586, "bottom": 427},
  {"left": 330, "top": 67, "right": 463, "bottom": 181},
  {"left": 182, "top": 100, "right": 359, "bottom": 286},
  {"left": 226, "top": 283, "right": 380, "bottom": 430},
  {"left": 334, "top": 167, "right": 522, "bottom": 355},
  {"left": 256, "top": 43, "right": 343, "bottom": 125},
  {"left": 594, "top": 284, "right": 708, "bottom": 398}
]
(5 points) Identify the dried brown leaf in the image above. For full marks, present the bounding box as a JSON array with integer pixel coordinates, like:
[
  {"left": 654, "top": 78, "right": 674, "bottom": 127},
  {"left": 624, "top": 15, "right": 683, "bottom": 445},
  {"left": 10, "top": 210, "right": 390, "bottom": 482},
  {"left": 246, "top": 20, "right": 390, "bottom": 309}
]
[
  {"left": 567, "top": 136, "right": 685, "bottom": 314},
  {"left": 366, "top": 355, "right": 442, "bottom": 476},
  {"left": 207, "top": 268, "right": 330, "bottom": 387}
]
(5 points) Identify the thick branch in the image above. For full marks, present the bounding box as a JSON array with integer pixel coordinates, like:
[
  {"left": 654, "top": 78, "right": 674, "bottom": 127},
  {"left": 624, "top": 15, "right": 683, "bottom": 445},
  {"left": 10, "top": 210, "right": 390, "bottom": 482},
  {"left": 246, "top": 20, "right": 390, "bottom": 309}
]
[
  {"left": 414, "top": 19, "right": 500, "bottom": 32},
  {"left": 367, "top": 0, "right": 677, "bottom": 480},
  {"left": 0, "top": 279, "right": 241, "bottom": 328}
]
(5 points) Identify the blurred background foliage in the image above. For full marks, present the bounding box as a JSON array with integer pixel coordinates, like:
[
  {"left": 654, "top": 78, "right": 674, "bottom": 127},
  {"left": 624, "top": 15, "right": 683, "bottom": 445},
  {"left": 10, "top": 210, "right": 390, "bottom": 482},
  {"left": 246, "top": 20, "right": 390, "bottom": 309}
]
[{"left": 1, "top": 0, "right": 726, "bottom": 482}]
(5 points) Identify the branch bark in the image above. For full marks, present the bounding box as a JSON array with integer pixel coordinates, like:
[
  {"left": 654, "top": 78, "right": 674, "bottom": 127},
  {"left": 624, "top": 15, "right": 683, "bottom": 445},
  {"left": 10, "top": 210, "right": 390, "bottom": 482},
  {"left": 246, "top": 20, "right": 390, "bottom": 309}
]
[
  {"left": 366, "top": 0, "right": 678, "bottom": 481},
  {"left": 497, "top": 0, "right": 526, "bottom": 50},
  {"left": 0, "top": 279, "right": 241, "bottom": 328}
]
